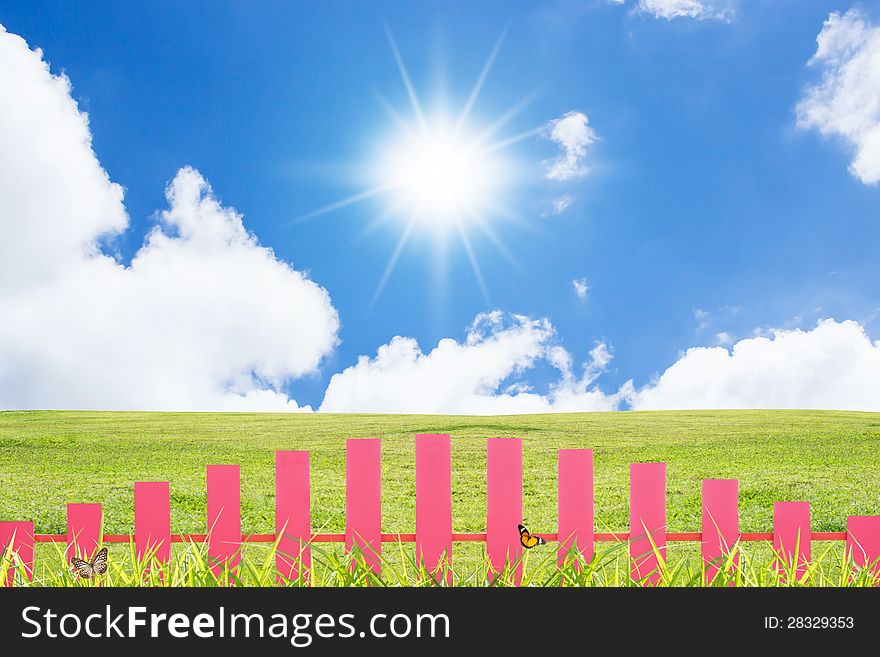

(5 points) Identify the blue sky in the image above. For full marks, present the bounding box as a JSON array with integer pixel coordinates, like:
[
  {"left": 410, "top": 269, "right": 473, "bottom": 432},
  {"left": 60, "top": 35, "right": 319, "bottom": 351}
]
[{"left": 1, "top": 1, "right": 879, "bottom": 412}]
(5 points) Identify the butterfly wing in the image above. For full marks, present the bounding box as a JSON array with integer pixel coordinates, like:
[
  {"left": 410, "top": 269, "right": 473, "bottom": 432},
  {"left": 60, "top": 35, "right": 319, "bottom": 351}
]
[
  {"left": 91, "top": 547, "right": 109, "bottom": 575},
  {"left": 71, "top": 557, "right": 94, "bottom": 579},
  {"left": 519, "top": 524, "right": 539, "bottom": 549},
  {"left": 518, "top": 523, "right": 547, "bottom": 549}
]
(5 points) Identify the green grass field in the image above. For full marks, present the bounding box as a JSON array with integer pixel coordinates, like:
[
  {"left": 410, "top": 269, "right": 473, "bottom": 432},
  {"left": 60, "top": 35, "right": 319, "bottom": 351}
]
[{"left": 1, "top": 409, "right": 878, "bottom": 537}]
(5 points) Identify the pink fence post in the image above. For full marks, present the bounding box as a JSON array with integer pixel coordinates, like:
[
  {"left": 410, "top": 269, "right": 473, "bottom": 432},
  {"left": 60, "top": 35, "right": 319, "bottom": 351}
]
[
  {"left": 773, "top": 501, "right": 810, "bottom": 580},
  {"left": 276, "top": 450, "right": 311, "bottom": 584},
  {"left": 134, "top": 482, "right": 171, "bottom": 567},
  {"left": 207, "top": 465, "right": 241, "bottom": 579},
  {"left": 346, "top": 439, "right": 382, "bottom": 576},
  {"left": 630, "top": 463, "right": 666, "bottom": 585},
  {"left": 416, "top": 434, "right": 452, "bottom": 584},
  {"left": 558, "top": 449, "right": 594, "bottom": 568},
  {"left": 487, "top": 437, "right": 523, "bottom": 584},
  {"left": 0, "top": 521, "right": 34, "bottom": 585},
  {"left": 846, "top": 516, "right": 880, "bottom": 584},
  {"left": 701, "top": 479, "right": 739, "bottom": 584},
  {"left": 66, "top": 503, "right": 102, "bottom": 563}
]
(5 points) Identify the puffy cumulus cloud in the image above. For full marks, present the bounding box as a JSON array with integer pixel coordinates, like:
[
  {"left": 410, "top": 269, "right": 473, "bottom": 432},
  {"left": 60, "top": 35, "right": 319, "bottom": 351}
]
[
  {"left": 632, "top": 320, "right": 880, "bottom": 411},
  {"left": 637, "top": 0, "right": 732, "bottom": 21},
  {"left": 0, "top": 25, "right": 128, "bottom": 289},
  {"left": 320, "top": 312, "right": 632, "bottom": 414},
  {"left": 543, "top": 111, "right": 596, "bottom": 181},
  {"left": 0, "top": 25, "right": 339, "bottom": 411},
  {"left": 796, "top": 9, "right": 880, "bottom": 185}
]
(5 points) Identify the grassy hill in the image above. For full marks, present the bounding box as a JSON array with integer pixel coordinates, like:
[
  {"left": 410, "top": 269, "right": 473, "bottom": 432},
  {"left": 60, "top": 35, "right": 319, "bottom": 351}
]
[{"left": 1, "top": 409, "right": 878, "bottom": 538}]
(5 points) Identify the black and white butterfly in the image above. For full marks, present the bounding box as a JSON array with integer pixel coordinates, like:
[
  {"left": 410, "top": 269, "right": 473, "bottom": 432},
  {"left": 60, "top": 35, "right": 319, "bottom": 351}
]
[{"left": 71, "top": 547, "right": 109, "bottom": 579}]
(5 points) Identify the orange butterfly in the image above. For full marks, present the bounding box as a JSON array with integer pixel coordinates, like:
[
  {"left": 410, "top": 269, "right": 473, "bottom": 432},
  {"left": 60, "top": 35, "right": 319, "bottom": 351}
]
[{"left": 518, "top": 524, "right": 546, "bottom": 549}]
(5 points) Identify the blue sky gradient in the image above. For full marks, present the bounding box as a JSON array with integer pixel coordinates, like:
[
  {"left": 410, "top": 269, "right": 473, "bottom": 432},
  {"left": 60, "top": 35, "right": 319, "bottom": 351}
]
[{"left": 1, "top": 1, "right": 878, "bottom": 412}]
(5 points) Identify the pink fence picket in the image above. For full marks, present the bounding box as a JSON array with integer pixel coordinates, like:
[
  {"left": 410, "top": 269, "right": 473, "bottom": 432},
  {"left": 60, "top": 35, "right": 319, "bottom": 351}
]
[
  {"left": 846, "top": 516, "right": 880, "bottom": 584},
  {"left": 207, "top": 465, "right": 241, "bottom": 577},
  {"left": 630, "top": 463, "right": 666, "bottom": 585},
  {"left": 774, "top": 501, "right": 810, "bottom": 580},
  {"left": 66, "top": 503, "right": 102, "bottom": 563},
  {"left": 701, "top": 479, "right": 738, "bottom": 584},
  {"left": 346, "top": 439, "right": 382, "bottom": 576},
  {"left": 557, "top": 449, "right": 593, "bottom": 568},
  {"left": 416, "top": 434, "right": 452, "bottom": 584},
  {"left": 276, "top": 450, "right": 311, "bottom": 583},
  {"left": 135, "top": 482, "right": 171, "bottom": 565},
  {"left": 487, "top": 437, "right": 523, "bottom": 584},
  {"left": 0, "top": 521, "right": 34, "bottom": 585}
]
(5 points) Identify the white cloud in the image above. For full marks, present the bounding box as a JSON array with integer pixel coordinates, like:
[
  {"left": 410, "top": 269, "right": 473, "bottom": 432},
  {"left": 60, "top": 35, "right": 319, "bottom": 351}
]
[
  {"left": 0, "top": 25, "right": 128, "bottom": 290},
  {"left": 693, "top": 308, "right": 711, "bottom": 331},
  {"left": 551, "top": 194, "right": 574, "bottom": 215},
  {"left": 320, "top": 312, "right": 632, "bottom": 414},
  {"left": 632, "top": 319, "right": 880, "bottom": 411},
  {"left": 714, "top": 331, "right": 733, "bottom": 346},
  {"left": 572, "top": 278, "right": 590, "bottom": 301},
  {"left": 327, "top": 316, "right": 880, "bottom": 414},
  {"left": 796, "top": 9, "right": 880, "bottom": 185},
  {"left": 543, "top": 111, "right": 596, "bottom": 181},
  {"left": 0, "top": 25, "right": 339, "bottom": 411},
  {"left": 637, "top": 0, "right": 732, "bottom": 21}
]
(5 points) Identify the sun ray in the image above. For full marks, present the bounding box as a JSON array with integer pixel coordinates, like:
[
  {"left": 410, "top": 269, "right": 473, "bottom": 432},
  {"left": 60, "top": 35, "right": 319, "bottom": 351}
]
[
  {"left": 456, "top": 219, "right": 491, "bottom": 307},
  {"left": 473, "top": 91, "right": 539, "bottom": 146},
  {"left": 353, "top": 197, "right": 407, "bottom": 242},
  {"left": 478, "top": 125, "right": 544, "bottom": 155},
  {"left": 373, "top": 91, "right": 420, "bottom": 142},
  {"left": 291, "top": 183, "right": 399, "bottom": 224},
  {"left": 481, "top": 198, "right": 534, "bottom": 231},
  {"left": 385, "top": 27, "right": 428, "bottom": 135},
  {"left": 454, "top": 28, "right": 508, "bottom": 136},
  {"left": 467, "top": 210, "right": 520, "bottom": 270},
  {"left": 370, "top": 215, "right": 418, "bottom": 307}
]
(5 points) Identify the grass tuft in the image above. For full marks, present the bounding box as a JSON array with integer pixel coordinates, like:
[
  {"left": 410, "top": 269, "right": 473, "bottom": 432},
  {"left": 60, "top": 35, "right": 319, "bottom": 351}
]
[{"left": 3, "top": 537, "right": 878, "bottom": 587}]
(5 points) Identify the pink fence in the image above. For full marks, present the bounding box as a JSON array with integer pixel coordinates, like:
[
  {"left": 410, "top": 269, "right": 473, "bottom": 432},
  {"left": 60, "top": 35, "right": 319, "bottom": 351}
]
[
  {"left": 630, "top": 462, "right": 666, "bottom": 584},
  {"left": 702, "top": 479, "right": 738, "bottom": 584},
  {"left": 0, "top": 521, "right": 33, "bottom": 585},
  {"left": 276, "top": 450, "right": 311, "bottom": 582},
  {"left": 774, "top": 501, "right": 810, "bottom": 580},
  {"left": 416, "top": 434, "right": 452, "bottom": 583},
  {"left": 207, "top": 465, "right": 240, "bottom": 577},
  {"left": 1, "top": 435, "right": 878, "bottom": 586},
  {"left": 487, "top": 437, "right": 523, "bottom": 583},
  {"left": 66, "top": 503, "right": 102, "bottom": 563},
  {"left": 346, "top": 438, "right": 382, "bottom": 575},
  {"left": 558, "top": 449, "right": 593, "bottom": 568},
  {"left": 135, "top": 482, "right": 170, "bottom": 564}
]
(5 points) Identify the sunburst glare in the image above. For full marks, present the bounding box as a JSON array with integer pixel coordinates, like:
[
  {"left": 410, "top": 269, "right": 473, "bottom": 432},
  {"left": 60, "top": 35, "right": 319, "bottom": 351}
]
[
  {"left": 378, "top": 120, "right": 504, "bottom": 232},
  {"left": 301, "top": 30, "right": 537, "bottom": 304}
]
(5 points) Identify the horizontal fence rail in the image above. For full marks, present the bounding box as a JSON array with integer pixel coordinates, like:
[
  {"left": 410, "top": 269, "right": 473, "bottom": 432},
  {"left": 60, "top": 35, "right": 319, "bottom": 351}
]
[
  {"left": 2, "top": 433, "right": 879, "bottom": 587},
  {"left": 26, "top": 531, "right": 852, "bottom": 543}
]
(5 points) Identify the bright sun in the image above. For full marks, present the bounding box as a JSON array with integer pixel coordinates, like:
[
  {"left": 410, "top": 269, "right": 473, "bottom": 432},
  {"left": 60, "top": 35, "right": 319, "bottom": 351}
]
[
  {"left": 381, "top": 126, "right": 501, "bottom": 231},
  {"left": 300, "top": 30, "right": 533, "bottom": 304}
]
